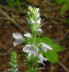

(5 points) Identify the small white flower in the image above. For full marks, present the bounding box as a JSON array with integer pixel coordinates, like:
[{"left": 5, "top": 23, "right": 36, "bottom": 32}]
[
  {"left": 31, "top": 19, "right": 35, "bottom": 24},
  {"left": 13, "top": 64, "right": 18, "bottom": 67},
  {"left": 36, "top": 13, "right": 40, "bottom": 18},
  {"left": 22, "top": 44, "right": 38, "bottom": 57},
  {"left": 37, "top": 29, "right": 42, "bottom": 33},
  {"left": 24, "top": 33, "right": 31, "bottom": 38},
  {"left": 28, "top": 12, "right": 30, "bottom": 15},
  {"left": 37, "top": 54, "right": 48, "bottom": 66},
  {"left": 29, "top": 6, "right": 32, "bottom": 11},
  {"left": 12, "top": 33, "right": 24, "bottom": 46},
  {"left": 29, "top": 6, "right": 31, "bottom": 8},
  {"left": 36, "top": 18, "right": 41, "bottom": 25},
  {"left": 22, "top": 44, "right": 31, "bottom": 52},
  {"left": 14, "top": 68, "right": 18, "bottom": 72},
  {"left": 13, "top": 32, "right": 23, "bottom": 39},
  {"left": 41, "top": 43, "right": 53, "bottom": 52},
  {"left": 36, "top": 8, "right": 39, "bottom": 13},
  {"left": 13, "top": 39, "right": 23, "bottom": 46}
]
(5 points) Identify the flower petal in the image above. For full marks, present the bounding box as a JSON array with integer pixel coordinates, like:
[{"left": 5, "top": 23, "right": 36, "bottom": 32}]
[
  {"left": 37, "top": 54, "right": 48, "bottom": 66},
  {"left": 22, "top": 44, "right": 31, "bottom": 52},
  {"left": 36, "top": 13, "right": 40, "bottom": 18},
  {"left": 13, "top": 32, "right": 23, "bottom": 39},
  {"left": 36, "top": 8, "right": 39, "bottom": 13},
  {"left": 27, "top": 51, "right": 32, "bottom": 58},
  {"left": 13, "top": 39, "right": 23, "bottom": 46},
  {"left": 37, "top": 29, "right": 42, "bottom": 33},
  {"left": 24, "top": 33, "right": 31, "bottom": 38},
  {"left": 36, "top": 19, "right": 41, "bottom": 25},
  {"left": 31, "top": 19, "right": 35, "bottom": 24},
  {"left": 34, "top": 47, "right": 38, "bottom": 56},
  {"left": 41, "top": 43, "right": 53, "bottom": 52},
  {"left": 31, "top": 44, "right": 38, "bottom": 56}
]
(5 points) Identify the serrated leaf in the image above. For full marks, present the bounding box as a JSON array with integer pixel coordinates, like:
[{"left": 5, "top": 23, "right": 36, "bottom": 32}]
[{"left": 45, "top": 50, "right": 58, "bottom": 63}]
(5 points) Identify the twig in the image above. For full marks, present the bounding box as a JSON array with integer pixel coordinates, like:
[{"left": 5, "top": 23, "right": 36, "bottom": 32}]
[
  {"left": 38, "top": 67, "right": 45, "bottom": 70},
  {"left": 0, "top": 17, "right": 9, "bottom": 20},
  {"left": 51, "top": 58, "right": 69, "bottom": 72},
  {"left": 0, "top": 17, "right": 26, "bottom": 24},
  {"left": 0, "top": 53, "right": 8, "bottom": 56},
  {"left": 58, "top": 61, "right": 69, "bottom": 72},
  {"left": 0, "top": 47, "right": 14, "bottom": 56},
  {"left": 0, "top": 9, "right": 26, "bottom": 33},
  {"left": 57, "top": 31, "right": 69, "bottom": 44}
]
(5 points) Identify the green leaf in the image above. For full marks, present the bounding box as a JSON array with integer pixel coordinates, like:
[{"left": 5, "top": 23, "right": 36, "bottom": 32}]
[
  {"left": 42, "top": 37, "right": 61, "bottom": 52},
  {"left": 36, "top": 37, "right": 61, "bottom": 52},
  {"left": 42, "top": 37, "right": 53, "bottom": 44},
  {"left": 61, "top": 4, "right": 69, "bottom": 12},
  {"left": 48, "top": 43, "right": 61, "bottom": 52},
  {"left": 45, "top": 50, "right": 58, "bottom": 63},
  {"left": 36, "top": 37, "right": 42, "bottom": 45},
  {"left": 55, "top": 0, "right": 66, "bottom": 4},
  {"left": 36, "top": 37, "right": 52, "bottom": 45}
]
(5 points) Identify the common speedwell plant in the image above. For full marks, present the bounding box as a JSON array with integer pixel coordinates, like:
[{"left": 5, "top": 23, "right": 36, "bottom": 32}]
[{"left": 12, "top": 6, "right": 61, "bottom": 72}]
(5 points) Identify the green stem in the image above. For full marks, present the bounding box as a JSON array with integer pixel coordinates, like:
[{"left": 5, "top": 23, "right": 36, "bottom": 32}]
[
  {"left": 29, "top": 61, "right": 33, "bottom": 72},
  {"left": 33, "top": 31, "right": 36, "bottom": 45}
]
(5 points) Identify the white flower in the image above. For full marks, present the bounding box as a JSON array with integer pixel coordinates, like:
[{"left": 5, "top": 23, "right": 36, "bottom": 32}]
[
  {"left": 12, "top": 33, "right": 24, "bottom": 46},
  {"left": 22, "top": 44, "right": 38, "bottom": 57},
  {"left": 28, "top": 12, "right": 30, "bottom": 15},
  {"left": 29, "top": 6, "right": 32, "bottom": 11},
  {"left": 36, "top": 13, "right": 40, "bottom": 18},
  {"left": 36, "top": 18, "right": 41, "bottom": 25},
  {"left": 37, "top": 54, "right": 48, "bottom": 66},
  {"left": 41, "top": 43, "right": 53, "bottom": 52},
  {"left": 33, "top": 8, "right": 39, "bottom": 14},
  {"left": 31, "top": 19, "right": 35, "bottom": 24},
  {"left": 37, "top": 29, "right": 42, "bottom": 33},
  {"left": 36, "top": 8, "right": 39, "bottom": 13},
  {"left": 14, "top": 68, "right": 18, "bottom": 72},
  {"left": 13, "top": 32, "right": 23, "bottom": 39},
  {"left": 24, "top": 33, "right": 31, "bottom": 38},
  {"left": 13, "top": 39, "right": 23, "bottom": 46}
]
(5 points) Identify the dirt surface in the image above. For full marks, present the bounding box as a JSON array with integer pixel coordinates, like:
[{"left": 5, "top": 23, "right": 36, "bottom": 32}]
[{"left": 0, "top": 0, "right": 69, "bottom": 72}]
